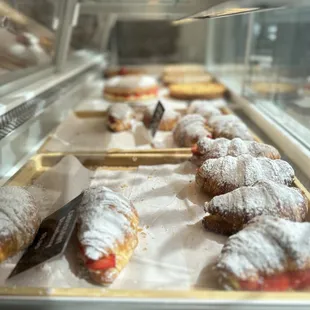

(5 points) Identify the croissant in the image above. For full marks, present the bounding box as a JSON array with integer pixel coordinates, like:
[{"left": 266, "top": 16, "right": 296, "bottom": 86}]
[
  {"left": 173, "top": 114, "right": 211, "bottom": 147},
  {"left": 203, "top": 180, "right": 308, "bottom": 235},
  {"left": 77, "top": 186, "right": 139, "bottom": 285},
  {"left": 187, "top": 102, "right": 222, "bottom": 119},
  {"left": 216, "top": 216, "right": 310, "bottom": 291},
  {"left": 208, "top": 115, "right": 254, "bottom": 141},
  {"left": 196, "top": 154, "right": 294, "bottom": 196},
  {"left": 191, "top": 137, "right": 280, "bottom": 166},
  {"left": 107, "top": 103, "right": 134, "bottom": 132},
  {"left": 0, "top": 186, "right": 40, "bottom": 262}
]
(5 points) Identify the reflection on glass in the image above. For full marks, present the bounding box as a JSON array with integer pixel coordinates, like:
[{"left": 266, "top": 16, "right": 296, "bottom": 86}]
[{"left": 0, "top": 0, "right": 57, "bottom": 76}]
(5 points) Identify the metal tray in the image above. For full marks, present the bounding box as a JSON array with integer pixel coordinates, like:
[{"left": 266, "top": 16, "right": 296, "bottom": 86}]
[{"left": 1, "top": 152, "right": 310, "bottom": 309}]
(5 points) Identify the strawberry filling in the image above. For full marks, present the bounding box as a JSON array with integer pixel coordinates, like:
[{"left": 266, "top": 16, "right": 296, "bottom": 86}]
[
  {"left": 239, "top": 269, "right": 310, "bottom": 291},
  {"left": 119, "top": 67, "right": 127, "bottom": 75},
  {"left": 191, "top": 144, "right": 200, "bottom": 155},
  {"left": 79, "top": 244, "right": 116, "bottom": 270}
]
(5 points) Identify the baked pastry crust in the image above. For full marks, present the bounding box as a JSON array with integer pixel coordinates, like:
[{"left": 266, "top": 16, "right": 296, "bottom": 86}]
[
  {"left": 191, "top": 137, "right": 280, "bottom": 166},
  {"left": 143, "top": 105, "right": 180, "bottom": 131},
  {"left": 173, "top": 114, "right": 211, "bottom": 147},
  {"left": 216, "top": 216, "right": 310, "bottom": 291},
  {"left": 0, "top": 186, "right": 40, "bottom": 263},
  {"left": 169, "top": 82, "right": 226, "bottom": 100},
  {"left": 162, "top": 73, "right": 212, "bottom": 86},
  {"left": 196, "top": 154, "right": 294, "bottom": 196},
  {"left": 203, "top": 180, "right": 308, "bottom": 235},
  {"left": 107, "top": 103, "right": 134, "bottom": 132},
  {"left": 77, "top": 186, "right": 139, "bottom": 285}
]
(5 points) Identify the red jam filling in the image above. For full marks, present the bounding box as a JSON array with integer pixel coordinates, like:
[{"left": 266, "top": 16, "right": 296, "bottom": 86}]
[
  {"left": 108, "top": 116, "right": 116, "bottom": 124},
  {"left": 191, "top": 144, "right": 200, "bottom": 155},
  {"left": 239, "top": 269, "right": 310, "bottom": 291},
  {"left": 119, "top": 67, "right": 127, "bottom": 75},
  {"left": 79, "top": 244, "right": 116, "bottom": 270}
]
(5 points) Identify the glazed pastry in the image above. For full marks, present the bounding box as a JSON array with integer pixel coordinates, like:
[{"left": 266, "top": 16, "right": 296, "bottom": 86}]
[
  {"left": 208, "top": 115, "right": 254, "bottom": 141},
  {"left": 0, "top": 186, "right": 40, "bottom": 263},
  {"left": 203, "top": 180, "right": 308, "bottom": 235},
  {"left": 169, "top": 82, "right": 226, "bottom": 100},
  {"left": 77, "top": 186, "right": 139, "bottom": 285},
  {"left": 216, "top": 216, "right": 310, "bottom": 291},
  {"left": 173, "top": 114, "right": 212, "bottom": 147},
  {"left": 196, "top": 154, "right": 294, "bottom": 196},
  {"left": 103, "top": 75, "right": 158, "bottom": 102},
  {"left": 143, "top": 104, "right": 180, "bottom": 131},
  {"left": 191, "top": 137, "right": 280, "bottom": 166},
  {"left": 107, "top": 103, "right": 134, "bottom": 132}
]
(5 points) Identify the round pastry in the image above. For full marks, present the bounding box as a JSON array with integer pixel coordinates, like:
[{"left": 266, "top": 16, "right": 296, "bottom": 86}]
[
  {"left": 163, "top": 64, "right": 204, "bottom": 75},
  {"left": 251, "top": 82, "right": 297, "bottom": 95},
  {"left": 104, "top": 67, "right": 145, "bottom": 78},
  {"left": 216, "top": 216, "right": 310, "bottom": 291},
  {"left": 187, "top": 103, "right": 222, "bottom": 120},
  {"left": 143, "top": 104, "right": 180, "bottom": 131},
  {"left": 195, "top": 154, "right": 294, "bottom": 196},
  {"left": 173, "top": 114, "right": 211, "bottom": 147},
  {"left": 203, "top": 180, "right": 308, "bottom": 235},
  {"left": 107, "top": 103, "right": 134, "bottom": 132},
  {"left": 103, "top": 75, "right": 159, "bottom": 102},
  {"left": 188, "top": 99, "right": 227, "bottom": 111},
  {"left": 191, "top": 137, "right": 280, "bottom": 166},
  {"left": 169, "top": 82, "right": 226, "bottom": 100},
  {"left": 0, "top": 186, "right": 41, "bottom": 263},
  {"left": 162, "top": 72, "right": 212, "bottom": 86}
]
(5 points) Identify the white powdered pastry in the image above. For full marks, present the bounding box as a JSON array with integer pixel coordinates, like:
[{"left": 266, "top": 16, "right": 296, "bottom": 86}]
[
  {"left": 77, "top": 186, "right": 135, "bottom": 261},
  {"left": 217, "top": 216, "right": 310, "bottom": 281},
  {"left": 208, "top": 114, "right": 240, "bottom": 128},
  {"left": 173, "top": 114, "right": 210, "bottom": 147},
  {"left": 145, "top": 104, "right": 180, "bottom": 121},
  {"left": 105, "top": 75, "right": 157, "bottom": 89},
  {"left": 206, "top": 180, "right": 307, "bottom": 224},
  {"left": 107, "top": 103, "right": 133, "bottom": 120},
  {"left": 197, "top": 154, "right": 294, "bottom": 194},
  {"left": 187, "top": 103, "right": 221, "bottom": 120},
  {"left": 188, "top": 99, "right": 227, "bottom": 112},
  {"left": 192, "top": 137, "right": 280, "bottom": 166},
  {"left": 0, "top": 186, "right": 39, "bottom": 245},
  {"left": 213, "top": 121, "right": 254, "bottom": 141}
]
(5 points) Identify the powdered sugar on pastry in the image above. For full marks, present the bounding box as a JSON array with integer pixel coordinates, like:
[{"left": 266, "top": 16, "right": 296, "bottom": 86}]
[
  {"left": 192, "top": 137, "right": 280, "bottom": 166},
  {"left": 206, "top": 180, "right": 308, "bottom": 225},
  {"left": 216, "top": 216, "right": 310, "bottom": 282},
  {"left": 108, "top": 103, "right": 133, "bottom": 120},
  {"left": 105, "top": 75, "right": 157, "bottom": 89},
  {"left": 145, "top": 103, "right": 180, "bottom": 121},
  {"left": 208, "top": 114, "right": 239, "bottom": 127},
  {"left": 188, "top": 104, "right": 221, "bottom": 120},
  {"left": 0, "top": 186, "right": 40, "bottom": 251},
  {"left": 196, "top": 154, "right": 294, "bottom": 195},
  {"left": 188, "top": 100, "right": 226, "bottom": 114},
  {"left": 77, "top": 186, "right": 137, "bottom": 261}
]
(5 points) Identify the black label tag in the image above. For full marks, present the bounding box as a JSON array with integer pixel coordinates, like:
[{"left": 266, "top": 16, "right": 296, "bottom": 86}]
[
  {"left": 149, "top": 101, "right": 165, "bottom": 137},
  {"left": 8, "top": 192, "right": 84, "bottom": 279}
]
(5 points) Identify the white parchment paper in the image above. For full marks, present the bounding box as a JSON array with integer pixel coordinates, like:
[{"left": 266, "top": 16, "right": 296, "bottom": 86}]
[{"left": 0, "top": 155, "right": 226, "bottom": 289}]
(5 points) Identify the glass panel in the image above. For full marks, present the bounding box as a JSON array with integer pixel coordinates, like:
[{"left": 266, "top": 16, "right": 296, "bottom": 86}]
[
  {"left": 243, "top": 7, "right": 310, "bottom": 149},
  {"left": 0, "top": 0, "right": 58, "bottom": 77}
]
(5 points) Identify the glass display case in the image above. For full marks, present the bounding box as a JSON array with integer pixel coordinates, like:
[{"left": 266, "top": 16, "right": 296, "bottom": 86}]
[{"left": 1, "top": 1, "right": 310, "bottom": 310}]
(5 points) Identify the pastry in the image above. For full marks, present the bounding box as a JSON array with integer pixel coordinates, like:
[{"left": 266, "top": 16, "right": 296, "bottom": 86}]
[
  {"left": 188, "top": 99, "right": 227, "bottom": 112},
  {"left": 208, "top": 115, "right": 254, "bottom": 141},
  {"left": 77, "top": 186, "right": 139, "bottom": 285},
  {"left": 216, "top": 216, "right": 310, "bottom": 291},
  {"left": 143, "top": 104, "right": 180, "bottom": 131},
  {"left": 191, "top": 137, "right": 280, "bottom": 166},
  {"left": 107, "top": 103, "right": 134, "bottom": 132},
  {"left": 104, "top": 67, "right": 145, "bottom": 78},
  {"left": 162, "top": 72, "right": 212, "bottom": 86},
  {"left": 103, "top": 75, "right": 158, "bottom": 102},
  {"left": 187, "top": 103, "right": 222, "bottom": 120},
  {"left": 0, "top": 186, "right": 40, "bottom": 263},
  {"left": 251, "top": 82, "right": 297, "bottom": 96},
  {"left": 173, "top": 114, "right": 211, "bottom": 147},
  {"left": 203, "top": 180, "right": 308, "bottom": 235},
  {"left": 163, "top": 64, "right": 204, "bottom": 75},
  {"left": 196, "top": 154, "right": 294, "bottom": 196},
  {"left": 169, "top": 82, "right": 226, "bottom": 100}
]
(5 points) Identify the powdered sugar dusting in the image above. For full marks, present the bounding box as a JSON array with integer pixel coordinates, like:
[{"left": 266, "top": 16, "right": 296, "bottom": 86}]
[
  {"left": 108, "top": 103, "right": 133, "bottom": 120},
  {"left": 105, "top": 75, "right": 157, "bottom": 89},
  {"left": 0, "top": 186, "right": 40, "bottom": 252},
  {"left": 206, "top": 180, "right": 307, "bottom": 226},
  {"left": 77, "top": 186, "right": 136, "bottom": 260},
  {"left": 217, "top": 216, "right": 310, "bottom": 281},
  {"left": 187, "top": 102, "right": 222, "bottom": 119},
  {"left": 173, "top": 114, "right": 211, "bottom": 147},
  {"left": 192, "top": 137, "right": 280, "bottom": 166},
  {"left": 197, "top": 155, "right": 294, "bottom": 195},
  {"left": 145, "top": 103, "right": 180, "bottom": 121}
]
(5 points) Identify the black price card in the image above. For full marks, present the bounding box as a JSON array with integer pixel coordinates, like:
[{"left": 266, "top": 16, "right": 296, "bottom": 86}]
[
  {"left": 149, "top": 101, "right": 165, "bottom": 137},
  {"left": 8, "top": 192, "right": 84, "bottom": 279}
]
